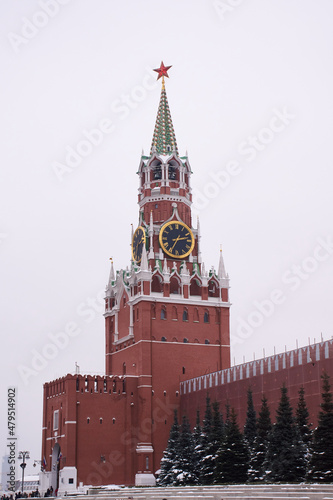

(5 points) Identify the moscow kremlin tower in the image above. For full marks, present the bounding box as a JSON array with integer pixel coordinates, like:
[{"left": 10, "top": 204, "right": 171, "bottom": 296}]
[{"left": 41, "top": 63, "right": 231, "bottom": 490}]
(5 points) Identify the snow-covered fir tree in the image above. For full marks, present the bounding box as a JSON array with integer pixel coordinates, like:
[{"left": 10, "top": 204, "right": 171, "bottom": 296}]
[
  {"left": 248, "top": 395, "right": 272, "bottom": 482},
  {"left": 176, "top": 416, "right": 198, "bottom": 485},
  {"left": 200, "top": 395, "right": 215, "bottom": 485},
  {"left": 192, "top": 410, "right": 203, "bottom": 483},
  {"left": 307, "top": 372, "right": 333, "bottom": 482},
  {"left": 265, "top": 384, "right": 307, "bottom": 482},
  {"left": 157, "top": 410, "right": 181, "bottom": 485},
  {"left": 211, "top": 401, "right": 224, "bottom": 468},
  {"left": 244, "top": 387, "right": 257, "bottom": 448},
  {"left": 295, "top": 386, "right": 312, "bottom": 474},
  {"left": 215, "top": 408, "right": 249, "bottom": 483},
  {"left": 296, "top": 386, "right": 312, "bottom": 445}
]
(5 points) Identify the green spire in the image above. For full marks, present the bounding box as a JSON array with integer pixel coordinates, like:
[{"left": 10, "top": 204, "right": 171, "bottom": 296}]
[{"left": 150, "top": 79, "right": 178, "bottom": 156}]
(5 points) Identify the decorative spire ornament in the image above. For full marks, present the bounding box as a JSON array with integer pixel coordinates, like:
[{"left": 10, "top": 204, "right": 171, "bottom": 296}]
[
  {"left": 218, "top": 245, "right": 227, "bottom": 279},
  {"left": 151, "top": 61, "right": 178, "bottom": 155},
  {"left": 153, "top": 61, "right": 172, "bottom": 88},
  {"left": 107, "top": 257, "right": 115, "bottom": 289}
]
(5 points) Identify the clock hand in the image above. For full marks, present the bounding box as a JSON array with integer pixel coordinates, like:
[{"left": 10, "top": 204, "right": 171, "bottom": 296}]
[
  {"left": 170, "top": 235, "right": 180, "bottom": 252},
  {"left": 171, "top": 237, "right": 188, "bottom": 241}
]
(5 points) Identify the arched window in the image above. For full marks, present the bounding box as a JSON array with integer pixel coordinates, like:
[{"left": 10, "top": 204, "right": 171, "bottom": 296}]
[
  {"left": 153, "top": 165, "right": 162, "bottom": 180},
  {"left": 152, "top": 274, "right": 163, "bottom": 293},
  {"left": 123, "top": 362, "right": 126, "bottom": 375},
  {"left": 168, "top": 165, "right": 176, "bottom": 179},
  {"left": 204, "top": 310, "right": 210, "bottom": 323},
  {"left": 182, "top": 308, "right": 188, "bottom": 321},
  {"left": 151, "top": 304, "right": 156, "bottom": 319},
  {"left": 193, "top": 308, "right": 199, "bottom": 322},
  {"left": 190, "top": 278, "right": 201, "bottom": 296},
  {"left": 161, "top": 336, "right": 167, "bottom": 342},
  {"left": 172, "top": 306, "right": 178, "bottom": 320},
  {"left": 170, "top": 276, "right": 180, "bottom": 294},
  {"left": 208, "top": 279, "right": 219, "bottom": 297},
  {"left": 161, "top": 305, "right": 167, "bottom": 320}
]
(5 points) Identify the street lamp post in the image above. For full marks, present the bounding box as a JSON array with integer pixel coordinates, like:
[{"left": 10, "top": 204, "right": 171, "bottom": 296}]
[{"left": 18, "top": 451, "right": 30, "bottom": 494}]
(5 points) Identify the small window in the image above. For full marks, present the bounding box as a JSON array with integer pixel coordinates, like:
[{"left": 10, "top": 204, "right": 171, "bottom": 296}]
[
  {"left": 112, "top": 418, "right": 116, "bottom": 424},
  {"left": 183, "top": 338, "right": 189, "bottom": 343},
  {"left": 164, "top": 391, "right": 166, "bottom": 396},
  {"left": 182, "top": 367, "right": 185, "bottom": 374},
  {"left": 161, "top": 336, "right": 166, "bottom": 342},
  {"left": 68, "top": 478, "right": 74, "bottom": 485},
  {"left": 155, "top": 204, "right": 158, "bottom": 209},
  {"left": 205, "top": 339, "right": 210, "bottom": 344},
  {"left": 146, "top": 456, "right": 149, "bottom": 469},
  {"left": 53, "top": 410, "right": 59, "bottom": 431},
  {"left": 87, "top": 417, "right": 90, "bottom": 424},
  {"left": 100, "top": 418, "right": 103, "bottom": 424},
  {"left": 204, "top": 310, "right": 210, "bottom": 323},
  {"left": 182, "top": 308, "right": 188, "bottom": 321},
  {"left": 161, "top": 306, "right": 167, "bottom": 320}
]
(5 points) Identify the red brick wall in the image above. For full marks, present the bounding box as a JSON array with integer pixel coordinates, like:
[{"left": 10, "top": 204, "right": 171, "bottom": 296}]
[{"left": 180, "top": 340, "right": 333, "bottom": 429}]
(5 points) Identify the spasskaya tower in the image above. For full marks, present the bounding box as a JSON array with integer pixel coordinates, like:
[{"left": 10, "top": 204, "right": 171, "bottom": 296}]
[{"left": 104, "top": 62, "right": 231, "bottom": 486}]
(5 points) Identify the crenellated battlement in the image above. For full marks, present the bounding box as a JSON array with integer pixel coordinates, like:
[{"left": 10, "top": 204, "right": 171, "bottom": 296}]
[
  {"left": 44, "top": 373, "right": 138, "bottom": 398},
  {"left": 181, "top": 339, "right": 333, "bottom": 395}
]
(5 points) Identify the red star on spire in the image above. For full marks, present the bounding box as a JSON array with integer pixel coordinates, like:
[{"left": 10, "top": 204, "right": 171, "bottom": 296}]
[{"left": 153, "top": 61, "right": 172, "bottom": 80}]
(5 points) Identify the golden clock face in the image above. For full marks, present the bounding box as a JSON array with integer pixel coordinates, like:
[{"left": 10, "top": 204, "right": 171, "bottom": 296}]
[
  {"left": 159, "top": 221, "right": 195, "bottom": 259},
  {"left": 132, "top": 226, "right": 146, "bottom": 263}
]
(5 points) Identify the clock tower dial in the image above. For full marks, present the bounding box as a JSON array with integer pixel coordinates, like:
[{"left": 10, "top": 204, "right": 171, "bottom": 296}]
[
  {"left": 132, "top": 226, "right": 146, "bottom": 263},
  {"left": 159, "top": 221, "right": 195, "bottom": 259}
]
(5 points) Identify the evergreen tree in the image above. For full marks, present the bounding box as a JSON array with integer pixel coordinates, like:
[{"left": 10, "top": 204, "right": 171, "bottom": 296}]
[
  {"left": 200, "top": 395, "right": 215, "bottom": 485},
  {"left": 244, "top": 387, "right": 257, "bottom": 447},
  {"left": 265, "top": 384, "right": 306, "bottom": 482},
  {"left": 211, "top": 401, "right": 224, "bottom": 461},
  {"left": 158, "top": 410, "right": 181, "bottom": 485},
  {"left": 296, "top": 386, "right": 312, "bottom": 445},
  {"left": 192, "top": 410, "right": 203, "bottom": 483},
  {"left": 308, "top": 372, "right": 333, "bottom": 482},
  {"left": 224, "top": 402, "right": 230, "bottom": 431},
  {"left": 295, "top": 386, "right": 312, "bottom": 474},
  {"left": 215, "top": 408, "right": 249, "bottom": 483},
  {"left": 177, "top": 416, "right": 198, "bottom": 485},
  {"left": 248, "top": 395, "right": 272, "bottom": 482}
]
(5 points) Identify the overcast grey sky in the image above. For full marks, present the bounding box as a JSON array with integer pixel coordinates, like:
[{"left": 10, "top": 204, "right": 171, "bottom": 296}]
[{"left": 1, "top": 0, "right": 333, "bottom": 476}]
